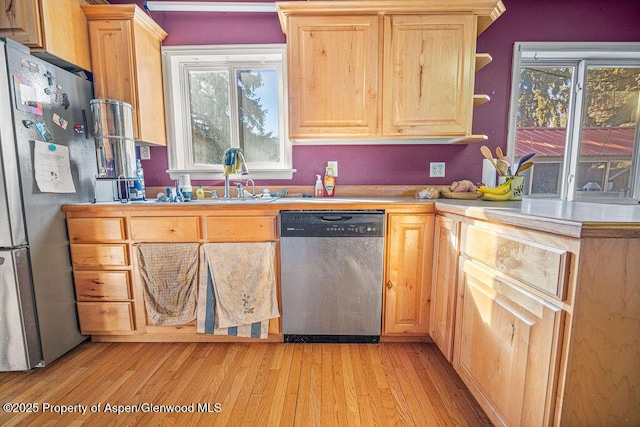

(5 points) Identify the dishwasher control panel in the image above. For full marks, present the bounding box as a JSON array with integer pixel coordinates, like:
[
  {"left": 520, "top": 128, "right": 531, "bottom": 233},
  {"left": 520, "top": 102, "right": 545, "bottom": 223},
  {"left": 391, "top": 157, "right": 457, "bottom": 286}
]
[{"left": 280, "top": 210, "right": 384, "bottom": 238}]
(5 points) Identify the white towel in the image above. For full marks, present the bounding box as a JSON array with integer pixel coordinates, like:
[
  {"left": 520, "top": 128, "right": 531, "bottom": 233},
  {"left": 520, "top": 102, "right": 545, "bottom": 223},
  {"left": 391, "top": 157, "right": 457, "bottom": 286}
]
[{"left": 197, "top": 242, "right": 279, "bottom": 338}]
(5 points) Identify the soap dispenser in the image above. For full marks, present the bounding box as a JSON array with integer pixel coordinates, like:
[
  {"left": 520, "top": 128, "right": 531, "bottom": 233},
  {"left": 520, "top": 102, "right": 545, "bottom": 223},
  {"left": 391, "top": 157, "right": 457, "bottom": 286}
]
[
  {"left": 314, "top": 174, "right": 323, "bottom": 197},
  {"left": 195, "top": 185, "right": 205, "bottom": 199},
  {"left": 323, "top": 166, "right": 335, "bottom": 197}
]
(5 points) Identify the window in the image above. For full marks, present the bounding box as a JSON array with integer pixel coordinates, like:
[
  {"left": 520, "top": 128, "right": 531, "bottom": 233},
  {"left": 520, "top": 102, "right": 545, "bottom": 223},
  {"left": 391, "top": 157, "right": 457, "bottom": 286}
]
[
  {"left": 507, "top": 43, "right": 640, "bottom": 203},
  {"left": 163, "top": 44, "right": 294, "bottom": 180}
]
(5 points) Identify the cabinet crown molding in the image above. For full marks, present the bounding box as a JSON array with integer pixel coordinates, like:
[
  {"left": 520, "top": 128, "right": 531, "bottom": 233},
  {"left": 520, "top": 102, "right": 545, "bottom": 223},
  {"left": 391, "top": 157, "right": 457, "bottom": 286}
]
[
  {"left": 276, "top": 0, "right": 505, "bottom": 35},
  {"left": 82, "top": 4, "right": 168, "bottom": 40}
]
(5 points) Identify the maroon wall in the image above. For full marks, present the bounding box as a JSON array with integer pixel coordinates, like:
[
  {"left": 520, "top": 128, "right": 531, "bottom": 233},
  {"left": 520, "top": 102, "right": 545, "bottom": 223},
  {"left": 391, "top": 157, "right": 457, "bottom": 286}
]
[{"left": 110, "top": 0, "right": 640, "bottom": 187}]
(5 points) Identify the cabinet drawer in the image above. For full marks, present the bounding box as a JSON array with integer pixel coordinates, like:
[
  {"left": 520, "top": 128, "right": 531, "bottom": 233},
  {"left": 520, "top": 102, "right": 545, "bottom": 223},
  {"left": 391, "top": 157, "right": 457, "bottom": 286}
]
[
  {"left": 129, "top": 217, "right": 200, "bottom": 241},
  {"left": 67, "top": 218, "right": 126, "bottom": 242},
  {"left": 207, "top": 216, "right": 277, "bottom": 241},
  {"left": 77, "top": 302, "right": 134, "bottom": 334},
  {"left": 74, "top": 271, "right": 131, "bottom": 301},
  {"left": 462, "top": 225, "right": 568, "bottom": 299},
  {"left": 0, "top": 0, "right": 41, "bottom": 46},
  {"left": 70, "top": 244, "right": 128, "bottom": 268}
]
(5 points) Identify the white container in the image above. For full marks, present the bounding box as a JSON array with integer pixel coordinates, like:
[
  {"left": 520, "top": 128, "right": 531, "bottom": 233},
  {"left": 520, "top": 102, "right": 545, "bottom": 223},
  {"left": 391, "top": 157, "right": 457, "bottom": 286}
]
[
  {"left": 178, "top": 174, "right": 193, "bottom": 200},
  {"left": 481, "top": 158, "right": 497, "bottom": 188},
  {"left": 178, "top": 174, "right": 191, "bottom": 188}
]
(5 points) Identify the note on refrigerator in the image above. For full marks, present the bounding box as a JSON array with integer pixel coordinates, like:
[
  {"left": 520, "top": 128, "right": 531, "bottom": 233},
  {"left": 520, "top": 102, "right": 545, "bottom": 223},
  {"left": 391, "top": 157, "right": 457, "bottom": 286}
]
[{"left": 34, "top": 140, "right": 76, "bottom": 193}]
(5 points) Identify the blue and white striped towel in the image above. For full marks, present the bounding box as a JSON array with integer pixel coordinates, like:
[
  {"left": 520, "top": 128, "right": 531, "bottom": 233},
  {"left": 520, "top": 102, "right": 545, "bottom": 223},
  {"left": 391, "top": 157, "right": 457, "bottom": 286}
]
[{"left": 196, "top": 242, "right": 279, "bottom": 338}]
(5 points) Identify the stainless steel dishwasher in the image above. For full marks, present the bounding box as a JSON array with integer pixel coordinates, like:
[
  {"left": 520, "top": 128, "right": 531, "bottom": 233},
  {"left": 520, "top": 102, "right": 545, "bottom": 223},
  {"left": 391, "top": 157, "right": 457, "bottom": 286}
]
[{"left": 280, "top": 210, "right": 384, "bottom": 343}]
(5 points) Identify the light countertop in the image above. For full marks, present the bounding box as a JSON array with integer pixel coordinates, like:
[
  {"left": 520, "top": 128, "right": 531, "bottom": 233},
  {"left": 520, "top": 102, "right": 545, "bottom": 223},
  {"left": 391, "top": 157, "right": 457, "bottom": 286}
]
[
  {"left": 64, "top": 197, "right": 640, "bottom": 238},
  {"left": 435, "top": 198, "right": 640, "bottom": 238}
]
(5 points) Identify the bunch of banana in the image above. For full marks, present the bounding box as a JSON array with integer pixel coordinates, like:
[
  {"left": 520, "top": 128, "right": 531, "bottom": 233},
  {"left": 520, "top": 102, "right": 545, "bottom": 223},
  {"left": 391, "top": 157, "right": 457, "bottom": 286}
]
[{"left": 477, "top": 178, "right": 513, "bottom": 201}]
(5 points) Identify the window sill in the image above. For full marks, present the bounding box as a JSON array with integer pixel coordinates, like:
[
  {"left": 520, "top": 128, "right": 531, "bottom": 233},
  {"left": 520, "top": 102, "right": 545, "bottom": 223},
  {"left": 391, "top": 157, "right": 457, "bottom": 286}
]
[{"left": 168, "top": 169, "right": 297, "bottom": 181}]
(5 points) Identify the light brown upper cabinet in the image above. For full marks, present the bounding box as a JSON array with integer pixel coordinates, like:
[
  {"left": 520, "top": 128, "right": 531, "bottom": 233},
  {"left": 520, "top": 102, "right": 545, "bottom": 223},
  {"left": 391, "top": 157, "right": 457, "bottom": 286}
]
[
  {"left": 276, "top": 0, "right": 505, "bottom": 143},
  {"left": 0, "top": 0, "right": 96, "bottom": 71},
  {"left": 382, "top": 14, "right": 475, "bottom": 137},
  {"left": 82, "top": 5, "right": 168, "bottom": 146},
  {"left": 286, "top": 15, "right": 379, "bottom": 138}
]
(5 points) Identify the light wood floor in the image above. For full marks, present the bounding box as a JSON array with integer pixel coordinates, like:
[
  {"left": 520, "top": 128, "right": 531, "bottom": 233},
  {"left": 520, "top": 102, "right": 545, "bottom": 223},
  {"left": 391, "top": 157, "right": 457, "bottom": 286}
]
[{"left": 0, "top": 341, "right": 491, "bottom": 426}]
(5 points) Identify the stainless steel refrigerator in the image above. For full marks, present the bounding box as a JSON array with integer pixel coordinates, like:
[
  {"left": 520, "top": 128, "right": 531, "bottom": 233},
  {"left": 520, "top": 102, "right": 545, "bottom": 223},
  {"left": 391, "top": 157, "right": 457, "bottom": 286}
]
[{"left": 0, "top": 38, "right": 97, "bottom": 371}]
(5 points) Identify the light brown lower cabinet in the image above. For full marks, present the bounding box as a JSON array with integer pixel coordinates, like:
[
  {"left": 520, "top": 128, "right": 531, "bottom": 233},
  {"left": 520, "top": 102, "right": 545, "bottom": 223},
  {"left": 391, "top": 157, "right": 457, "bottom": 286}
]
[
  {"left": 454, "top": 256, "right": 563, "bottom": 426},
  {"left": 67, "top": 217, "right": 134, "bottom": 335},
  {"left": 431, "top": 215, "right": 640, "bottom": 427},
  {"left": 383, "top": 213, "right": 434, "bottom": 337},
  {"left": 429, "top": 215, "right": 459, "bottom": 361},
  {"left": 66, "top": 210, "right": 282, "bottom": 341},
  {"left": 76, "top": 302, "right": 134, "bottom": 334}
]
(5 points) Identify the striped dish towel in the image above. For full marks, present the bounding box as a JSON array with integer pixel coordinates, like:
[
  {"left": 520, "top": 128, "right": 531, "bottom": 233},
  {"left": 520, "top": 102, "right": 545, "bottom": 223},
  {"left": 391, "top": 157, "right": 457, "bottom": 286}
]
[{"left": 196, "top": 242, "right": 279, "bottom": 339}]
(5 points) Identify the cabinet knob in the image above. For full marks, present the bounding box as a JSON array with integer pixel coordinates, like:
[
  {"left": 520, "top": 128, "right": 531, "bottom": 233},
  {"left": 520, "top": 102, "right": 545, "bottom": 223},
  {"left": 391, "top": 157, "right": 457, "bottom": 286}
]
[{"left": 386, "top": 280, "right": 393, "bottom": 289}]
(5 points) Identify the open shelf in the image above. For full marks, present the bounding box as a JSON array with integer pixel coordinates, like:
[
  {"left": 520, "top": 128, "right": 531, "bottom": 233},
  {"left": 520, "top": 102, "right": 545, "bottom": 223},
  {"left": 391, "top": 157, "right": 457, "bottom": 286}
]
[
  {"left": 475, "top": 53, "right": 492, "bottom": 71},
  {"left": 473, "top": 94, "right": 490, "bottom": 108}
]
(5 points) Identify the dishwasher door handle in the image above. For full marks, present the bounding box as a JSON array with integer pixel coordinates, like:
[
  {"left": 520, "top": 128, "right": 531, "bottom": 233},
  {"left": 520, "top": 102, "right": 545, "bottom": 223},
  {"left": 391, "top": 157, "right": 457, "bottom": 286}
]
[{"left": 321, "top": 215, "right": 352, "bottom": 222}]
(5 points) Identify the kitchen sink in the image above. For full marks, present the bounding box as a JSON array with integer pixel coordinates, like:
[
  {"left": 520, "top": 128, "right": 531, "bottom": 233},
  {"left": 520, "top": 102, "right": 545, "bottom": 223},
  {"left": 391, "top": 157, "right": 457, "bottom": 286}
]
[
  {"left": 124, "top": 197, "right": 280, "bottom": 205},
  {"left": 118, "top": 196, "right": 419, "bottom": 205},
  {"left": 190, "top": 197, "right": 281, "bottom": 204}
]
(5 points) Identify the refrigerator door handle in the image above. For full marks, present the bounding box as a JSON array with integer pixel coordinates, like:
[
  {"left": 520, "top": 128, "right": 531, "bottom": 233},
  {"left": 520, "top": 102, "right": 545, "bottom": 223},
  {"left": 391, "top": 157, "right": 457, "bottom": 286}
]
[{"left": 81, "top": 109, "right": 89, "bottom": 139}]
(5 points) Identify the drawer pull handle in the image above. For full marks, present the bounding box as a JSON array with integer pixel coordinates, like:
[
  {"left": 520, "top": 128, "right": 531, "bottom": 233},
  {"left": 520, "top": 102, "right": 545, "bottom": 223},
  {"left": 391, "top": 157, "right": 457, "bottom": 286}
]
[{"left": 386, "top": 280, "right": 393, "bottom": 289}]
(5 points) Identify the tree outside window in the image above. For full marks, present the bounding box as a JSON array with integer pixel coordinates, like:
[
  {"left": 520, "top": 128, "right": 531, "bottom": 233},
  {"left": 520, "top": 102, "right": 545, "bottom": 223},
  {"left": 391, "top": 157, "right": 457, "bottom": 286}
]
[
  {"left": 508, "top": 43, "right": 640, "bottom": 202},
  {"left": 163, "top": 45, "right": 293, "bottom": 180}
]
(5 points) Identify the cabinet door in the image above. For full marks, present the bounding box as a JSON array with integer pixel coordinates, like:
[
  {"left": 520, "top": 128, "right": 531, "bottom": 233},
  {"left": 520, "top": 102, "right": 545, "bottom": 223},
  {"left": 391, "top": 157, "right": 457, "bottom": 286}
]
[
  {"left": 84, "top": 5, "right": 167, "bottom": 145},
  {"left": 287, "top": 15, "right": 379, "bottom": 138},
  {"left": 429, "top": 216, "right": 459, "bottom": 361},
  {"left": 87, "top": 19, "right": 136, "bottom": 129},
  {"left": 382, "top": 15, "right": 475, "bottom": 136},
  {"left": 0, "top": 0, "right": 42, "bottom": 46},
  {"left": 384, "top": 214, "right": 434, "bottom": 335},
  {"left": 454, "top": 257, "right": 563, "bottom": 427},
  {"left": 38, "top": 0, "right": 92, "bottom": 70},
  {"left": 130, "top": 16, "right": 167, "bottom": 146}
]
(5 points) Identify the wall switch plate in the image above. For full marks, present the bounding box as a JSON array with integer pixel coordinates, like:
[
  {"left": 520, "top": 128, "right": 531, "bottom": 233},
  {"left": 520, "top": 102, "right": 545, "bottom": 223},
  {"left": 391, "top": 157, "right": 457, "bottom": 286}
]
[
  {"left": 430, "top": 162, "right": 445, "bottom": 177},
  {"left": 140, "top": 146, "right": 151, "bottom": 160},
  {"left": 328, "top": 160, "right": 338, "bottom": 177}
]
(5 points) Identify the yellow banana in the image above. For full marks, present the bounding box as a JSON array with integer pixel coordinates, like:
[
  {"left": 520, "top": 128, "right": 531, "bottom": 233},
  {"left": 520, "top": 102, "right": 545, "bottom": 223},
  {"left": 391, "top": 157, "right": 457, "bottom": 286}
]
[
  {"left": 477, "top": 178, "right": 512, "bottom": 195},
  {"left": 481, "top": 187, "right": 513, "bottom": 201}
]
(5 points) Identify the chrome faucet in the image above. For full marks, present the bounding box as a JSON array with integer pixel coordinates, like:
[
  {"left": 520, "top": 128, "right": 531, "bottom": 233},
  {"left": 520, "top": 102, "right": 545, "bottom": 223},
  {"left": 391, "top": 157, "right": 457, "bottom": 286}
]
[
  {"left": 245, "top": 178, "right": 256, "bottom": 198},
  {"left": 234, "top": 182, "right": 245, "bottom": 198},
  {"left": 222, "top": 148, "right": 249, "bottom": 199}
]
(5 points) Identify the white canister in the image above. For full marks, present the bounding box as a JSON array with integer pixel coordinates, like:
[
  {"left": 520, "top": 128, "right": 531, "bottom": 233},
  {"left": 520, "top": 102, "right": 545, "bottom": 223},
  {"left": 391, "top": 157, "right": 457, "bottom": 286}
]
[{"left": 178, "top": 174, "right": 192, "bottom": 188}]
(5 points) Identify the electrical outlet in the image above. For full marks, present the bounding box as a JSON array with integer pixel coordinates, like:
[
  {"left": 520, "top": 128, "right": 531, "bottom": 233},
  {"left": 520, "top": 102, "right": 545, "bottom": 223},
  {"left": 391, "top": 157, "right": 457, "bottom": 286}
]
[
  {"left": 328, "top": 161, "right": 338, "bottom": 177},
  {"left": 430, "top": 162, "right": 445, "bottom": 178},
  {"left": 140, "top": 146, "right": 151, "bottom": 160}
]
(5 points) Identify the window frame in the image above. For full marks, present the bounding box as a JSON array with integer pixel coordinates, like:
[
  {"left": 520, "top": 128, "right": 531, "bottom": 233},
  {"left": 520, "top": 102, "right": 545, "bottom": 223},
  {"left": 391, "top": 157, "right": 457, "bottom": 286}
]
[
  {"left": 162, "top": 44, "right": 295, "bottom": 180},
  {"left": 506, "top": 42, "right": 640, "bottom": 203}
]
